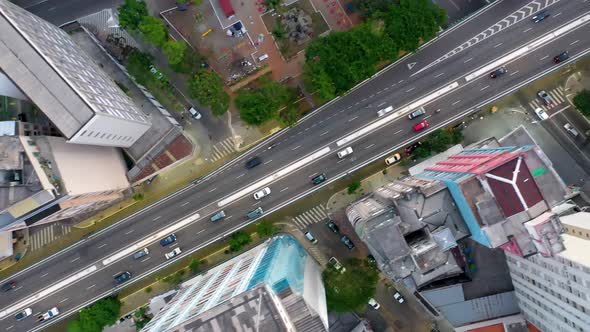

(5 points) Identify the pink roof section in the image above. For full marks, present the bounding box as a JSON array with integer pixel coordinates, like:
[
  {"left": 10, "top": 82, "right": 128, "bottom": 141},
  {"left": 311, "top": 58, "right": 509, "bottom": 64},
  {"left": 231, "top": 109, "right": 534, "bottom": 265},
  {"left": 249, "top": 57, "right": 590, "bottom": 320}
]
[{"left": 425, "top": 151, "right": 519, "bottom": 175}]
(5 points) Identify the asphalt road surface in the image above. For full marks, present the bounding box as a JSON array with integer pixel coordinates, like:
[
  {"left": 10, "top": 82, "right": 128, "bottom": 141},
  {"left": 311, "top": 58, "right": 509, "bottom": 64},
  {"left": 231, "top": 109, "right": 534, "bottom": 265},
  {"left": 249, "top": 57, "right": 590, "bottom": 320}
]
[{"left": 3, "top": 0, "right": 590, "bottom": 331}]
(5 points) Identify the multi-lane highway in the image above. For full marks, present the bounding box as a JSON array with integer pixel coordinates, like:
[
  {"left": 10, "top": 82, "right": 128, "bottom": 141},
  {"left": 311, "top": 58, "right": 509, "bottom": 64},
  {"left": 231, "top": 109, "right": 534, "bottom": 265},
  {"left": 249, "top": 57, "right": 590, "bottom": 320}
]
[{"left": 2, "top": 0, "right": 590, "bottom": 330}]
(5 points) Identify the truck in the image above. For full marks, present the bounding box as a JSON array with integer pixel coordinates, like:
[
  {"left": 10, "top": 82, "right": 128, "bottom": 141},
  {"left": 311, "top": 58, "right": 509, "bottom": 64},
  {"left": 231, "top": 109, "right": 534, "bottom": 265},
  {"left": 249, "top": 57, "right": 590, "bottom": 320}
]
[{"left": 37, "top": 307, "right": 59, "bottom": 322}]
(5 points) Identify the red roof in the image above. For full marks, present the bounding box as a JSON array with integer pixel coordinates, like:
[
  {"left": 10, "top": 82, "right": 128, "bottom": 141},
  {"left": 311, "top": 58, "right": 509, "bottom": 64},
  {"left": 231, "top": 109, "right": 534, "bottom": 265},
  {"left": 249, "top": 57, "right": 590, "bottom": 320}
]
[{"left": 219, "top": 0, "right": 235, "bottom": 17}]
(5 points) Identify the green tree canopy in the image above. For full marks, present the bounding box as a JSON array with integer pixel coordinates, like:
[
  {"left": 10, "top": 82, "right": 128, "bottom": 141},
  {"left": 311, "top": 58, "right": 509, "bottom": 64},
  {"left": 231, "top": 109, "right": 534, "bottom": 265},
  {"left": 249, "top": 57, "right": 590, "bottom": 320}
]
[
  {"left": 256, "top": 220, "right": 278, "bottom": 237},
  {"left": 323, "top": 258, "right": 379, "bottom": 312},
  {"left": 574, "top": 89, "right": 590, "bottom": 117},
  {"left": 352, "top": 0, "right": 394, "bottom": 18},
  {"left": 118, "top": 0, "right": 148, "bottom": 30},
  {"left": 235, "top": 77, "right": 295, "bottom": 126},
  {"left": 170, "top": 47, "right": 207, "bottom": 74},
  {"left": 189, "top": 258, "right": 201, "bottom": 274},
  {"left": 67, "top": 297, "right": 121, "bottom": 332},
  {"left": 188, "top": 69, "right": 230, "bottom": 116},
  {"left": 139, "top": 16, "right": 168, "bottom": 46},
  {"left": 163, "top": 40, "right": 187, "bottom": 65},
  {"left": 229, "top": 231, "right": 252, "bottom": 252}
]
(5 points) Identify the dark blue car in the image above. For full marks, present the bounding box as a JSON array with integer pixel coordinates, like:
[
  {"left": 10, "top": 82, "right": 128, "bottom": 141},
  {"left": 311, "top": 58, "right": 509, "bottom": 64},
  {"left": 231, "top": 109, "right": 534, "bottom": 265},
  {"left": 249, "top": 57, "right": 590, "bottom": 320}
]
[{"left": 160, "top": 234, "right": 177, "bottom": 246}]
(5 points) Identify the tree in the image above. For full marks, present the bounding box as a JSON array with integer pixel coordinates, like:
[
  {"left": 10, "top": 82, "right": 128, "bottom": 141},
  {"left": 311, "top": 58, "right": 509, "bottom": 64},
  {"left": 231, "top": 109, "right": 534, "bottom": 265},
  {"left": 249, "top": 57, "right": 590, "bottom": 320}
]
[
  {"left": 347, "top": 181, "right": 361, "bottom": 195},
  {"left": 236, "top": 77, "right": 294, "bottom": 126},
  {"left": 139, "top": 16, "right": 168, "bottom": 47},
  {"left": 256, "top": 220, "right": 278, "bottom": 237},
  {"left": 189, "top": 258, "right": 201, "bottom": 274},
  {"left": 163, "top": 40, "right": 187, "bottom": 65},
  {"left": 228, "top": 231, "right": 252, "bottom": 252},
  {"left": 323, "top": 258, "right": 379, "bottom": 312},
  {"left": 353, "top": 0, "right": 394, "bottom": 18},
  {"left": 574, "top": 89, "right": 590, "bottom": 117},
  {"left": 170, "top": 47, "right": 207, "bottom": 74},
  {"left": 265, "top": 0, "right": 281, "bottom": 11},
  {"left": 118, "top": 0, "right": 148, "bottom": 30},
  {"left": 126, "top": 50, "right": 153, "bottom": 84},
  {"left": 188, "top": 70, "right": 230, "bottom": 116},
  {"left": 67, "top": 297, "right": 121, "bottom": 332}
]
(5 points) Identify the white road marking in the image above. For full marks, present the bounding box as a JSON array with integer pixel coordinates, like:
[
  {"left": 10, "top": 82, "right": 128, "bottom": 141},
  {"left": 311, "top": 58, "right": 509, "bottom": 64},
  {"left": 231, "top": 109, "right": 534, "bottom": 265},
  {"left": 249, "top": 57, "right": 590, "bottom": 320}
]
[
  {"left": 6, "top": 325, "right": 14, "bottom": 330},
  {"left": 140, "top": 257, "right": 151, "bottom": 263},
  {"left": 308, "top": 173, "right": 318, "bottom": 178},
  {"left": 423, "top": 115, "right": 432, "bottom": 120},
  {"left": 377, "top": 102, "right": 386, "bottom": 107},
  {"left": 434, "top": 72, "right": 444, "bottom": 78},
  {"left": 197, "top": 229, "right": 205, "bottom": 234},
  {"left": 70, "top": 257, "right": 80, "bottom": 263},
  {"left": 365, "top": 144, "right": 375, "bottom": 150},
  {"left": 405, "top": 87, "right": 415, "bottom": 93},
  {"left": 464, "top": 57, "right": 473, "bottom": 63},
  {"left": 40, "top": 273, "right": 48, "bottom": 278},
  {"left": 252, "top": 201, "right": 260, "bottom": 206},
  {"left": 480, "top": 85, "right": 490, "bottom": 91},
  {"left": 394, "top": 129, "right": 403, "bottom": 135},
  {"left": 452, "top": 100, "right": 461, "bottom": 106},
  {"left": 540, "top": 55, "right": 549, "bottom": 61},
  {"left": 554, "top": 12, "right": 562, "bottom": 18},
  {"left": 509, "top": 70, "right": 519, "bottom": 76},
  {"left": 226, "top": 215, "right": 233, "bottom": 220},
  {"left": 570, "top": 40, "right": 579, "bottom": 45},
  {"left": 523, "top": 27, "right": 532, "bottom": 33},
  {"left": 125, "top": 229, "right": 135, "bottom": 235},
  {"left": 59, "top": 298, "right": 68, "bottom": 304},
  {"left": 493, "top": 42, "right": 503, "bottom": 48},
  {"left": 209, "top": 187, "right": 217, "bottom": 192},
  {"left": 337, "top": 159, "right": 344, "bottom": 164},
  {"left": 280, "top": 187, "right": 289, "bottom": 192},
  {"left": 13, "top": 286, "right": 22, "bottom": 292},
  {"left": 263, "top": 160, "right": 272, "bottom": 165},
  {"left": 236, "top": 173, "right": 245, "bottom": 179},
  {"left": 87, "top": 284, "right": 96, "bottom": 290},
  {"left": 292, "top": 145, "right": 301, "bottom": 150},
  {"left": 320, "top": 131, "right": 329, "bottom": 136},
  {"left": 348, "top": 116, "right": 359, "bottom": 122},
  {"left": 98, "top": 243, "right": 107, "bottom": 248},
  {"left": 398, "top": 80, "right": 404, "bottom": 84}
]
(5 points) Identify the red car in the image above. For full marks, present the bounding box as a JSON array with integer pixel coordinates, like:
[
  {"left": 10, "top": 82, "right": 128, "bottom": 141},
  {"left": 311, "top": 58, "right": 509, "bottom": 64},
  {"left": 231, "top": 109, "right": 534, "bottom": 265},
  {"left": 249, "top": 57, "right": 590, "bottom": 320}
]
[{"left": 412, "top": 120, "right": 429, "bottom": 132}]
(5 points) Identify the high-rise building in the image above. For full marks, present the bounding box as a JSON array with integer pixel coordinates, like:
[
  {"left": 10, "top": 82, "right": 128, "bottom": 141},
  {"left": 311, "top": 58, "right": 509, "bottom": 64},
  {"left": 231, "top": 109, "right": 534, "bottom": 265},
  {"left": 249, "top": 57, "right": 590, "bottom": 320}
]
[
  {"left": 505, "top": 211, "right": 590, "bottom": 332},
  {"left": 0, "top": 0, "right": 151, "bottom": 148},
  {"left": 143, "top": 235, "right": 328, "bottom": 332}
]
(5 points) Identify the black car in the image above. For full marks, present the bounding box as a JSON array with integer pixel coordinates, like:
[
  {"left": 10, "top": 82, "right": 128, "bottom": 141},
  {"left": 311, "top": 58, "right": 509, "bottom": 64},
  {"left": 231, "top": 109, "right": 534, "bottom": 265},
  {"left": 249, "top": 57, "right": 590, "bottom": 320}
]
[
  {"left": 114, "top": 271, "right": 132, "bottom": 284},
  {"left": 404, "top": 142, "right": 422, "bottom": 156},
  {"left": 159, "top": 233, "right": 177, "bottom": 246},
  {"left": 1, "top": 280, "right": 16, "bottom": 292},
  {"left": 245, "top": 156, "right": 261, "bottom": 169},
  {"left": 312, "top": 173, "right": 327, "bottom": 185},
  {"left": 553, "top": 51, "right": 569, "bottom": 64},
  {"left": 489, "top": 67, "right": 507, "bottom": 78},
  {"left": 340, "top": 235, "right": 355, "bottom": 250},
  {"left": 532, "top": 11, "right": 549, "bottom": 23},
  {"left": 326, "top": 220, "right": 339, "bottom": 233}
]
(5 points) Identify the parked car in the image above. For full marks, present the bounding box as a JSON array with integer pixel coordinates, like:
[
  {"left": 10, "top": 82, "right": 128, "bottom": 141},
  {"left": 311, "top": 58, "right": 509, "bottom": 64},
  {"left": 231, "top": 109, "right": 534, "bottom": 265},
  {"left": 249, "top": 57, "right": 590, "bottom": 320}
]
[
  {"left": 133, "top": 248, "right": 149, "bottom": 260},
  {"left": 340, "top": 235, "right": 355, "bottom": 250},
  {"left": 532, "top": 11, "right": 550, "bottom": 23},
  {"left": 311, "top": 173, "right": 327, "bottom": 185},
  {"left": 489, "top": 66, "right": 507, "bottom": 78},
  {"left": 368, "top": 298, "right": 381, "bottom": 310},
  {"left": 553, "top": 51, "right": 569, "bottom": 63},
  {"left": 253, "top": 187, "right": 271, "bottom": 200},
  {"left": 404, "top": 142, "right": 422, "bottom": 156},
  {"left": 1, "top": 280, "right": 16, "bottom": 292},
  {"left": 114, "top": 271, "right": 132, "bottom": 285},
  {"left": 564, "top": 123, "right": 579, "bottom": 137},
  {"left": 159, "top": 234, "right": 177, "bottom": 246},
  {"left": 384, "top": 153, "right": 402, "bottom": 165},
  {"left": 534, "top": 108, "right": 549, "bottom": 121},
  {"left": 537, "top": 90, "right": 554, "bottom": 105},
  {"left": 247, "top": 207, "right": 263, "bottom": 219},
  {"left": 407, "top": 107, "right": 426, "bottom": 119},
  {"left": 210, "top": 210, "right": 226, "bottom": 222},
  {"left": 165, "top": 247, "right": 182, "bottom": 260},
  {"left": 245, "top": 156, "right": 261, "bottom": 169},
  {"left": 337, "top": 146, "right": 354, "bottom": 159},
  {"left": 412, "top": 120, "right": 429, "bottom": 132},
  {"left": 326, "top": 220, "right": 339, "bottom": 233},
  {"left": 328, "top": 257, "right": 346, "bottom": 273},
  {"left": 304, "top": 231, "right": 318, "bottom": 244},
  {"left": 188, "top": 107, "right": 202, "bottom": 120},
  {"left": 394, "top": 291, "right": 405, "bottom": 304},
  {"left": 15, "top": 308, "right": 32, "bottom": 321}
]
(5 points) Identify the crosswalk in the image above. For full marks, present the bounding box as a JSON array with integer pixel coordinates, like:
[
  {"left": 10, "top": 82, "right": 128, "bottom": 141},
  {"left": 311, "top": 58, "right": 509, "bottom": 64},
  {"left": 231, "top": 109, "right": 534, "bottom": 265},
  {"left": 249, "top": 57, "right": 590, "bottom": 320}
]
[
  {"left": 528, "top": 86, "right": 567, "bottom": 111},
  {"left": 291, "top": 205, "right": 329, "bottom": 230},
  {"left": 29, "top": 223, "right": 72, "bottom": 252},
  {"left": 210, "top": 137, "right": 238, "bottom": 162}
]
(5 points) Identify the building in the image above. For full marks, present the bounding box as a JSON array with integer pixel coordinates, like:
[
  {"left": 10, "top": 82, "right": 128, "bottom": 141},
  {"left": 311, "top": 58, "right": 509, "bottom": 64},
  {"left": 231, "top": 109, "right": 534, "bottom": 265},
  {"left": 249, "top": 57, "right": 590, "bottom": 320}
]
[
  {"left": 142, "top": 235, "right": 328, "bottom": 332},
  {"left": 0, "top": 0, "right": 151, "bottom": 148},
  {"left": 505, "top": 212, "right": 590, "bottom": 332},
  {"left": 454, "top": 313, "right": 539, "bottom": 332}
]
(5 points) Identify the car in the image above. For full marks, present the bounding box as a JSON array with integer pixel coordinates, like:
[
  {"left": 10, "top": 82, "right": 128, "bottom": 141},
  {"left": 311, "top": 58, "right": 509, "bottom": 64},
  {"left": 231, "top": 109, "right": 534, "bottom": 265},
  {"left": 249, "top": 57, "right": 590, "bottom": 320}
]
[
  {"left": 37, "top": 307, "right": 59, "bottom": 321},
  {"left": 133, "top": 248, "right": 149, "bottom": 260},
  {"left": 328, "top": 257, "right": 346, "bottom": 273},
  {"left": 165, "top": 247, "right": 182, "bottom": 260},
  {"left": 340, "top": 235, "right": 355, "bottom": 250},
  {"left": 312, "top": 173, "right": 327, "bottom": 185},
  {"left": 337, "top": 146, "right": 353, "bottom": 159},
  {"left": 188, "top": 107, "right": 202, "bottom": 120},
  {"left": 210, "top": 210, "right": 226, "bottom": 222},
  {"left": 245, "top": 156, "right": 262, "bottom": 169},
  {"left": 15, "top": 308, "right": 32, "bottom": 321},
  {"left": 532, "top": 11, "right": 550, "bottom": 23},
  {"left": 148, "top": 65, "right": 164, "bottom": 80},
  {"left": 393, "top": 291, "right": 405, "bottom": 304},
  {"left": 384, "top": 153, "right": 402, "bottom": 166},
  {"left": 537, "top": 90, "right": 554, "bottom": 106},
  {"left": 377, "top": 106, "right": 394, "bottom": 117},
  {"left": 564, "top": 123, "right": 580, "bottom": 137},
  {"left": 553, "top": 51, "right": 569, "bottom": 63},
  {"left": 114, "top": 271, "right": 132, "bottom": 285},
  {"left": 253, "top": 187, "right": 271, "bottom": 200},
  {"left": 159, "top": 234, "right": 177, "bottom": 246},
  {"left": 489, "top": 66, "right": 507, "bottom": 78},
  {"left": 1, "top": 280, "right": 16, "bottom": 292},
  {"left": 368, "top": 298, "right": 381, "bottom": 310},
  {"left": 407, "top": 107, "right": 426, "bottom": 119},
  {"left": 404, "top": 142, "right": 422, "bottom": 156},
  {"left": 534, "top": 108, "right": 549, "bottom": 121},
  {"left": 304, "top": 231, "right": 318, "bottom": 244},
  {"left": 247, "top": 207, "right": 263, "bottom": 219},
  {"left": 326, "top": 220, "right": 339, "bottom": 233},
  {"left": 412, "top": 120, "right": 429, "bottom": 132}
]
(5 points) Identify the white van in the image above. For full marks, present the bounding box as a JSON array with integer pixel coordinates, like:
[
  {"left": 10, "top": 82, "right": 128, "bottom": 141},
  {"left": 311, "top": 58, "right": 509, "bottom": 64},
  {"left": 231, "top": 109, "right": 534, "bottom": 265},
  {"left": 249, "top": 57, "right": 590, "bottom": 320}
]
[
  {"left": 258, "top": 54, "right": 269, "bottom": 62},
  {"left": 304, "top": 231, "right": 317, "bottom": 244},
  {"left": 337, "top": 147, "right": 353, "bottom": 159},
  {"left": 188, "top": 107, "right": 202, "bottom": 120}
]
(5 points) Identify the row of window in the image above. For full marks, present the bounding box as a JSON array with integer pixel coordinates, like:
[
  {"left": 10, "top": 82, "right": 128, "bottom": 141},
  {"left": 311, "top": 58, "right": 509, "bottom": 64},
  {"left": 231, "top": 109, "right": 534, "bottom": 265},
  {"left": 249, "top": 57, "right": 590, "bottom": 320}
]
[{"left": 79, "top": 130, "right": 134, "bottom": 142}]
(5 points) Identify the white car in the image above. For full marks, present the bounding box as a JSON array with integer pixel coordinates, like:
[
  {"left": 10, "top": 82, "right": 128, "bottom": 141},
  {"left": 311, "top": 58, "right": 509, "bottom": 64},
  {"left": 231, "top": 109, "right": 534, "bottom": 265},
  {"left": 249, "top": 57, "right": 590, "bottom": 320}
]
[
  {"left": 393, "top": 291, "right": 405, "bottom": 304},
  {"left": 385, "top": 153, "right": 402, "bottom": 165},
  {"left": 337, "top": 147, "right": 353, "bottom": 159},
  {"left": 253, "top": 187, "right": 271, "bottom": 200},
  {"left": 368, "top": 298, "right": 381, "bottom": 309},
  {"left": 377, "top": 106, "right": 393, "bottom": 117},
  {"left": 165, "top": 247, "right": 182, "bottom": 260},
  {"left": 15, "top": 308, "right": 32, "bottom": 321},
  {"left": 37, "top": 307, "right": 59, "bottom": 321},
  {"left": 328, "top": 257, "right": 346, "bottom": 273},
  {"left": 534, "top": 108, "right": 549, "bottom": 121}
]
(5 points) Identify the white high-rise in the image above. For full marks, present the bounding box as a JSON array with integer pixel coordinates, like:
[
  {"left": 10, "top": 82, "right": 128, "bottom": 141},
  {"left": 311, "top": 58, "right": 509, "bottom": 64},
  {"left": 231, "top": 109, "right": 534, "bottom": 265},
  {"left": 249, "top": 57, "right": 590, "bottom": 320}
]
[
  {"left": 0, "top": 0, "right": 151, "bottom": 148},
  {"left": 505, "top": 212, "right": 590, "bottom": 332}
]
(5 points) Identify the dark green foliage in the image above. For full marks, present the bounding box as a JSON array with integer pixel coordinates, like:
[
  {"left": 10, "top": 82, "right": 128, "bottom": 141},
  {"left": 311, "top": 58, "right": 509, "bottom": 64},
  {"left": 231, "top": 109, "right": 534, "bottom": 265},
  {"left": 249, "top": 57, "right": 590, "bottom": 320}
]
[
  {"left": 189, "top": 258, "right": 201, "bottom": 274},
  {"left": 67, "top": 297, "right": 121, "bottom": 332},
  {"left": 322, "top": 258, "right": 379, "bottom": 312},
  {"left": 353, "top": 0, "right": 394, "bottom": 18},
  {"left": 235, "top": 77, "right": 295, "bottom": 125},
  {"left": 170, "top": 47, "right": 207, "bottom": 74},
  {"left": 256, "top": 220, "right": 278, "bottom": 237},
  {"left": 118, "top": 0, "right": 148, "bottom": 30},
  {"left": 574, "top": 89, "right": 590, "bottom": 117},
  {"left": 126, "top": 50, "right": 155, "bottom": 85},
  {"left": 228, "top": 231, "right": 252, "bottom": 252},
  {"left": 347, "top": 181, "right": 361, "bottom": 195},
  {"left": 139, "top": 16, "right": 168, "bottom": 47},
  {"left": 188, "top": 70, "right": 230, "bottom": 116},
  {"left": 162, "top": 40, "right": 187, "bottom": 65}
]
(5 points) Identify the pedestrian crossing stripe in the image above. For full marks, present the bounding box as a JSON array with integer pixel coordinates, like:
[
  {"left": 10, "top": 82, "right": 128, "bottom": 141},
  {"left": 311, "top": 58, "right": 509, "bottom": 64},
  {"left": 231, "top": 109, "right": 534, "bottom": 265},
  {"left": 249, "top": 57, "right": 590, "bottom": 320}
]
[
  {"left": 29, "top": 224, "right": 71, "bottom": 252},
  {"left": 291, "top": 204, "right": 328, "bottom": 229},
  {"left": 529, "top": 87, "right": 567, "bottom": 112},
  {"left": 211, "top": 138, "right": 238, "bottom": 162}
]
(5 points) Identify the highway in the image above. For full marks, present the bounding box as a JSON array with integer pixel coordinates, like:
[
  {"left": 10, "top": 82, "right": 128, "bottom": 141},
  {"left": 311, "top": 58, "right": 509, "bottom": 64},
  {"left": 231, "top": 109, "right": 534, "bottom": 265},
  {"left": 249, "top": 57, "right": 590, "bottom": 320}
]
[{"left": 3, "top": 0, "right": 590, "bottom": 330}]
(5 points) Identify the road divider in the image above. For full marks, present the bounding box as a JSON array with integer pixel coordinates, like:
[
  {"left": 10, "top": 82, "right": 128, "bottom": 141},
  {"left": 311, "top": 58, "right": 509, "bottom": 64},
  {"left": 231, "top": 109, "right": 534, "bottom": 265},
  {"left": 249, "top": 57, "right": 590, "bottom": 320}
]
[
  {"left": 336, "top": 81, "right": 459, "bottom": 147},
  {"left": 102, "top": 214, "right": 200, "bottom": 266},
  {"left": 465, "top": 14, "right": 590, "bottom": 82}
]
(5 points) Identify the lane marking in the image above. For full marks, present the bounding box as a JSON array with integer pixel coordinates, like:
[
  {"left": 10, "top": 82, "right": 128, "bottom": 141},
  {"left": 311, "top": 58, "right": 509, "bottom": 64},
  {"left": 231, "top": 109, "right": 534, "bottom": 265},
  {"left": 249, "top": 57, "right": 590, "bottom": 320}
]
[
  {"left": 40, "top": 273, "right": 48, "bottom": 278},
  {"left": 509, "top": 70, "right": 519, "bottom": 76},
  {"left": 394, "top": 129, "right": 403, "bottom": 135},
  {"left": 280, "top": 187, "right": 289, "bottom": 192},
  {"left": 181, "top": 202, "right": 189, "bottom": 207},
  {"left": 292, "top": 145, "right": 301, "bottom": 151},
  {"left": 6, "top": 325, "right": 13, "bottom": 330},
  {"left": 554, "top": 12, "right": 562, "bottom": 18},
  {"left": 59, "top": 298, "right": 68, "bottom": 304},
  {"left": 464, "top": 57, "right": 473, "bottom": 63},
  {"left": 13, "top": 286, "right": 22, "bottom": 292},
  {"left": 197, "top": 229, "right": 205, "bottom": 234},
  {"left": 152, "top": 216, "right": 161, "bottom": 221},
  {"left": 434, "top": 72, "right": 444, "bottom": 78},
  {"left": 405, "top": 87, "right": 415, "bottom": 93},
  {"left": 377, "top": 102, "right": 386, "bottom": 107},
  {"left": 398, "top": 80, "right": 404, "bottom": 84},
  {"left": 208, "top": 188, "right": 217, "bottom": 193},
  {"left": 70, "top": 257, "right": 80, "bottom": 263},
  {"left": 97, "top": 243, "right": 107, "bottom": 249},
  {"left": 452, "top": 100, "right": 461, "bottom": 105},
  {"left": 87, "top": 284, "right": 96, "bottom": 290},
  {"left": 423, "top": 115, "right": 432, "bottom": 120},
  {"left": 523, "top": 27, "right": 532, "bottom": 33},
  {"left": 540, "top": 55, "right": 549, "bottom": 61},
  {"left": 348, "top": 116, "right": 359, "bottom": 122},
  {"left": 226, "top": 215, "right": 233, "bottom": 220},
  {"left": 263, "top": 160, "right": 272, "bottom": 165},
  {"left": 493, "top": 42, "right": 503, "bottom": 48},
  {"left": 236, "top": 173, "right": 245, "bottom": 179},
  {"left": 365, "top": 144, "right": 375, "bottom": 150},
  {"left": 125, "top": 229, "right": 135, "bottom": 235},
  {"left": 480, "top": 85, "right": 490, "bottom": 91},
  {"left": 140, "top": 257, "right": 151, "bottom": 263},
  {"left": 570, "top": 40, "right": 579, "bottom": 45},
  {"left": 320, "top": 131, "right": 329, "bottom": 136}
]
